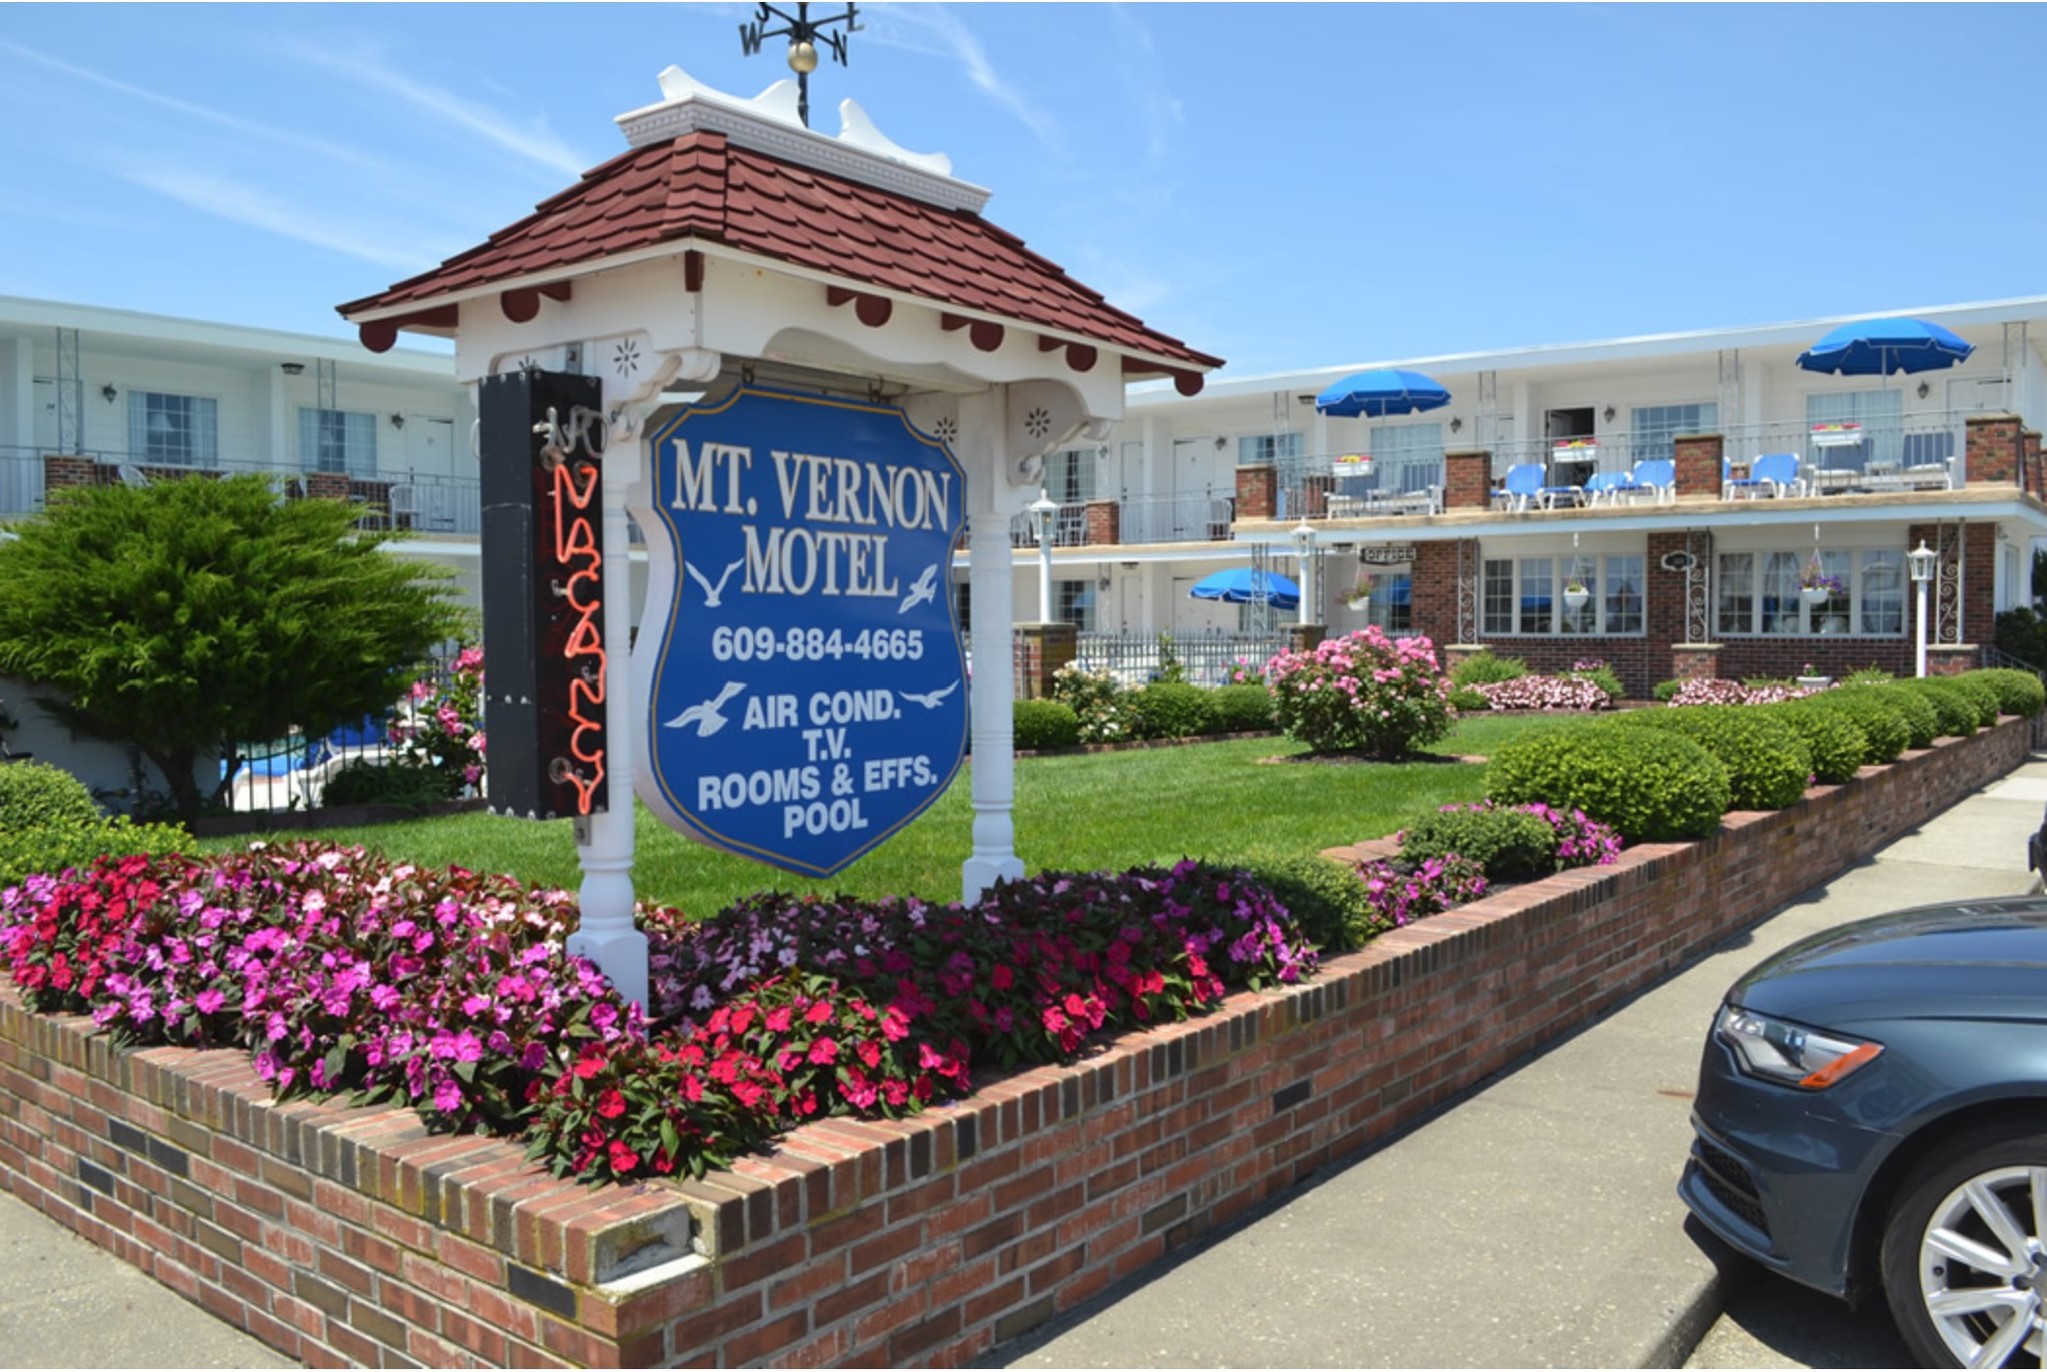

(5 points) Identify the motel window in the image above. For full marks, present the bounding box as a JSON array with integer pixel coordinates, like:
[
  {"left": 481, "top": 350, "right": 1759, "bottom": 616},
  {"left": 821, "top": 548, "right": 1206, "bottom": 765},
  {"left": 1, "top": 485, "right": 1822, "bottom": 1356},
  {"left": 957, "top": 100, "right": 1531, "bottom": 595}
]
[
  {"left": 1630, "top": 403, "right": 1718, "bottom": 465},
  {"left": 1715, "top": 547, "right": 1904, "bottom": 637},
  {"left": 1366, "top": 422, "right": 1445, "bottom": 496},
  {"left": 298, "top": 407, "right": 378, "bottom": 476},
  {"left": 128, "top": 391, "right": 218, "bottom": 467},
  {"left": 1483, "top": 554, "right": 1644, "bottom": 636},
  {"left": 1806, "top": 390, "right": 1905, "bottom": 471},
  {"left": 1056, "top": 579, "right": 1096, "bottom": 632}
]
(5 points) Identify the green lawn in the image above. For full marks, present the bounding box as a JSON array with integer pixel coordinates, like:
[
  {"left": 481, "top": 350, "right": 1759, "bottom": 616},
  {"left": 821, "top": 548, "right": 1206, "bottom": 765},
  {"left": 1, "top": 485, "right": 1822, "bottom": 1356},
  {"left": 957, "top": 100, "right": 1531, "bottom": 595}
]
[{"left": 196, "top": 713, "right": 1602, "bottom": 917}]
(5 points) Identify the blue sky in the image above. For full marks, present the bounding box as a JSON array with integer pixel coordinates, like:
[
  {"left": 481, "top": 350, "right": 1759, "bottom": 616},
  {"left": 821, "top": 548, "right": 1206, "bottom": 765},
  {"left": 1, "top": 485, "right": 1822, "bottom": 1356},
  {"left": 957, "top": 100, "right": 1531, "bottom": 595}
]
[{"left": 3, "top": 3, "right": 2042, "bottom": 379}]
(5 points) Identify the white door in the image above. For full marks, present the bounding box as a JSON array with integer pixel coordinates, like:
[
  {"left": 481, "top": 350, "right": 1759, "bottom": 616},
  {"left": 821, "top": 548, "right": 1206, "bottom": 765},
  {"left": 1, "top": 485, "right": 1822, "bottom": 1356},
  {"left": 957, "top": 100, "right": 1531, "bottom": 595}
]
[{"left": 405, "top": 416, "right": 453, "bottom": 475}]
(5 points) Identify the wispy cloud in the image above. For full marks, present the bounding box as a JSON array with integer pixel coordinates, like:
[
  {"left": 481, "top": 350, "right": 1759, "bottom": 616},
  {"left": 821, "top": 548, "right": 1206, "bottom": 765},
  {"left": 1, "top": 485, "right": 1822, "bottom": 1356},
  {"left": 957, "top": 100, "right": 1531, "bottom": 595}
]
[
  {"left": 862, "top": 6, "right": 1060, "bottom": 148},
  {"left": 277, "top": 40, "right": 591, "bottom": 178},
  {"left": 1106, "top": 5, "right": 1181, "bottom": 164},
  {"left": 0, "top": 37, "right": 402, "bottom": 178},
  {"left": 119, "top": 163, "right": 442, "bottom": 272}
]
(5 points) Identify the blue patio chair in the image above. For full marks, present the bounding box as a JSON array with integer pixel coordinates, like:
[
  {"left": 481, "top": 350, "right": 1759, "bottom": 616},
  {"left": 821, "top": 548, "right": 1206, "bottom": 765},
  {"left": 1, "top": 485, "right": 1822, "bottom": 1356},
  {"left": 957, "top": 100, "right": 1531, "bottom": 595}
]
[
  {"left": 1725, "top": 452, "right": 1801, "bottom": 499},
  {"left": 1500, "top": 463, "right": 1581, "bottom": 511},
  {"left": 1630, "top": 458, "right": 1675, "bottom": 504},
  {"left": 1583, "top": 470, "right": 1638, "bottom": 506}
]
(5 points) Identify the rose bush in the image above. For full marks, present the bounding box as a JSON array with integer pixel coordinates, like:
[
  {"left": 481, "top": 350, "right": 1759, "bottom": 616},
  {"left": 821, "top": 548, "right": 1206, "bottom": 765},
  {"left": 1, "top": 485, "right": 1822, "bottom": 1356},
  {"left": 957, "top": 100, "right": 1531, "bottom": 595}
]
[{"left": 1265, "top": 628, "right": 1453, "bottom": 758}]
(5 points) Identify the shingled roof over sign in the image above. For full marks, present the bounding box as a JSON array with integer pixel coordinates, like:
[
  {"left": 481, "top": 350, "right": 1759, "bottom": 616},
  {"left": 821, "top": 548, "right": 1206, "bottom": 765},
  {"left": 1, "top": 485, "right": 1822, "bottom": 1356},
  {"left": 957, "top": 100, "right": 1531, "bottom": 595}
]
[{"left": 338, "top": 78, "right": 1222, "bottom": 390}]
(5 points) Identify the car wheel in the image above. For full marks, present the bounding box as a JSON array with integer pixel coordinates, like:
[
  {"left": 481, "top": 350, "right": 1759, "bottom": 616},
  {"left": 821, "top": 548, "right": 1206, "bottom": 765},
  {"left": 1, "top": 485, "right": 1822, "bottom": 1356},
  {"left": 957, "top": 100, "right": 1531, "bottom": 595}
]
[{"left": 1882, "top": 1126, "right": 2047, "bottom": 1368}]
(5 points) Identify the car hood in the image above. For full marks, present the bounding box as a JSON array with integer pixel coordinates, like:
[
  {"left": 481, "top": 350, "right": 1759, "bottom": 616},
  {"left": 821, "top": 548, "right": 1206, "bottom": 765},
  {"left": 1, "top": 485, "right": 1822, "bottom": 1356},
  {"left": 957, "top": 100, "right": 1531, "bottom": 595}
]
[{"left": 1730, "top": 897, "right": 2047, "bottom": 1031}]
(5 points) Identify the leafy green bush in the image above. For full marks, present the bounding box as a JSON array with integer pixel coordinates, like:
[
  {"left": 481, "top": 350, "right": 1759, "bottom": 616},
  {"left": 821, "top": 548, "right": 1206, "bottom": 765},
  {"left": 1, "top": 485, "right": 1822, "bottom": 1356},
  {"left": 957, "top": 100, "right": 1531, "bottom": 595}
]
[
  {"left": 1210, "top": 684, "right": 1276, "bottom": 733},
  {"left": 1757, "top": 702, "right": 1867, "bottom": 785},
  {"left": 1893, "top": 678, "right": 1979, "bottom": 737},
  {"left": 1652, "top": 679, "right": 1683, "bottom": 703},
  {"left": 1843, "top": 666, "right": 1896, "bottom": 686},
  {"left": 1611, "top": 706, "right": 1812, "bottom": 810},
  {"left": 0, "top": 761, "right": 101, "bottom": 829},
  {"left": 320, "top": 758, "right": 458, "bottom": 809},
  {"left": 1398, "top": 804, "right": 1556, "bottom": 882},
  {"left": 1449, "top": 686, "right": 1490, "bottom": 712},
  {"left": 1566, "top": 664, "right": 1626, "bottom": 702},
  {"left": 1970, "top": 667, "right": 2047, "bottom": 718},
  {"left": 1994, "top": 606, "right": 2047, "bottom": 674},
  {"left": 1050, "top": 665, "right": 1136, "bottom": 744},
  {"left": 1800, "top": 690, "right": 1906, "bottom": 766},
  {"left": 1223, "top": 849, "right": 1373, "bottom": 953},
  {"left": 1850, "top": 684, "right": 1940, "bottom": 749},
  {"left": 1943, "top": 672, "right": 2004, "bottom": 728},
  {"left": 1268, "top": 629, "right": 1453, "bottom": 758},
  {"left": 0, "top": 814, "right": 186, "bottom": 890},
  {"left": 1451, "top": 650, "right": 1528, "bottom": 687},
  {"left": 1486, "top": 722, "right": 1730, "bottom": 842},
  {"left": 1129, "top": 682, "right": 1220, "bottom": 740},
  {"left": 1012, "top": 700, "right": 1081, "bottom": 751}
]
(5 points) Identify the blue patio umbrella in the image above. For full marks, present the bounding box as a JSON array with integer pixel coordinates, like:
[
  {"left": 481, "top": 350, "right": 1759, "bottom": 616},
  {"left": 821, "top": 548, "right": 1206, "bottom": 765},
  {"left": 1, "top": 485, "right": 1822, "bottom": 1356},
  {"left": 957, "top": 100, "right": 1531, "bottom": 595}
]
[
  {"left": 1188, "top": 566, "right": 1300, "bottom": 610},
  {"left": 1314, "top": 368, "right": 1452, "bottom": 419},
  {"left": 1794, "top": 318, "right": 1975, "bottom": 378}
]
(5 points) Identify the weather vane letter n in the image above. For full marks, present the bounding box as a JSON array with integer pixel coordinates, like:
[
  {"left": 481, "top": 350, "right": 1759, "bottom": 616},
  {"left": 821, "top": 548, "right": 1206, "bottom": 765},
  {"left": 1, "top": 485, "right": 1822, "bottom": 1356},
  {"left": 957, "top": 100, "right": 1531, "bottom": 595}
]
[{"left": 738, "top": 2, "right": 860, "bottom": 128}]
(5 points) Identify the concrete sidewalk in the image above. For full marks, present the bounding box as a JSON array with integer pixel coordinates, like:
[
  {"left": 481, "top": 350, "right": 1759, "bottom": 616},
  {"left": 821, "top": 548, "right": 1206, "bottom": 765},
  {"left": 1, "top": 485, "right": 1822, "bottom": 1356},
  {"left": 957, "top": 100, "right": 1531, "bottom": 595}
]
[
  {"left": 994, "top": 753, "right": 2047, "bottom": 1369},
  {"left": 4, "top": 755, "right": 2044, "bottom": 1369}
]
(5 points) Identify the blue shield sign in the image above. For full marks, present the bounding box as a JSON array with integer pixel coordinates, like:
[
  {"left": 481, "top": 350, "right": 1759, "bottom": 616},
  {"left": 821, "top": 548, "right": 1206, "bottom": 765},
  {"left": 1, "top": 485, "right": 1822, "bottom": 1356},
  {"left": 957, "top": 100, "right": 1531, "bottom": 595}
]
[{"left": 635, "top": 387, "right": 968, "bottom": 877}]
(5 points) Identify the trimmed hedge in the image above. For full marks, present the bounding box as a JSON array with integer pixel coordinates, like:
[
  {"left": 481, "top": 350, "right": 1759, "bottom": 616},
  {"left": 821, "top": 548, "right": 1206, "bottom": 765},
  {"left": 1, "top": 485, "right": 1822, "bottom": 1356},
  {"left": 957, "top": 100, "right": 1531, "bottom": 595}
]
[
  {"left": 1800, "top": 690, "right": 1907, "bottom": 766},
  {"left": 1944, "top": 673, "right": 2004, "bottom": 729},
  {"left": 1612, "top": 706, "right": 1812, "bottom": 811},
  {"left": 1849, "top": 684, "right": 1940, "bottom": 749},
  {"left": 1398, "top": 804, "right": 1556, "bottom": 882},
  {"left": 1893, "top": 678, "right": 1979, "bottom": 737},
  {"left": 1013, "top": 699, "right": 1082, "bottom": 751},
  {"left": 1210, "top": 684, "right": 1277, "bottom": 733},
  {"left": 1130, "top": 682, "right": 1221, "bottom": 740},
  {"left": 1757, "top": 701, "right": 1866, "bottom": 784},
  {"left": 0, "top": 814, "right": 188, "bottom": 891},
  {"left": 321, "top": 758, "right": 458, "bottom": 809},
  {"left": 1971, "top": 667, "right": 2047, "bottom": 718},
  {"left": 0, "top": 761, "right": 100, "bottom": 829},
  {"left": 1486, "top": 722, "right": 1730, "bottom": 842}
]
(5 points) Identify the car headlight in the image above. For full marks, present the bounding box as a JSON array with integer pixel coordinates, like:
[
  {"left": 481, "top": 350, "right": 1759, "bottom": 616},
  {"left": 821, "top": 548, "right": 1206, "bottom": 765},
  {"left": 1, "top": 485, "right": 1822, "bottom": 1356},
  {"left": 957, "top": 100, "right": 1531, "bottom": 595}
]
[{"left": 1715, "top": 1004, "right": 1883, "bottom": 1090}]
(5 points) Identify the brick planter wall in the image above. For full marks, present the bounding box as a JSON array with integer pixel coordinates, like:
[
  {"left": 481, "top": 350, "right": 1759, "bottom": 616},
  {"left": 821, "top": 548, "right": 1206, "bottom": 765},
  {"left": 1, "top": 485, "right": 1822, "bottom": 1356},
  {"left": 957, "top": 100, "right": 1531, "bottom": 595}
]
[{"left": 1, "top": 718, "right": 2032, "bottom": 1368}]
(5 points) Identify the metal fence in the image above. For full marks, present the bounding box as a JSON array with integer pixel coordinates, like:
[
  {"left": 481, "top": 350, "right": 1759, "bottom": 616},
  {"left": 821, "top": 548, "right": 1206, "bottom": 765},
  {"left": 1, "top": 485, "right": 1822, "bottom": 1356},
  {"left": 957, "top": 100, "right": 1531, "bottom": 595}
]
[{"left": 1072, "top": 630, "right": 1288, "bottom": 687}]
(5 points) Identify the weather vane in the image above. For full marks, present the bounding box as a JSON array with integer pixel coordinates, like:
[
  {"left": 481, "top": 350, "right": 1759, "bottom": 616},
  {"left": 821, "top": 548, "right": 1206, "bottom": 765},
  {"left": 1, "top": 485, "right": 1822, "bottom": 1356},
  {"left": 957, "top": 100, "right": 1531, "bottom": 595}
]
[{"left": 739, "top": 2, "right": 860, "bottom": 129}]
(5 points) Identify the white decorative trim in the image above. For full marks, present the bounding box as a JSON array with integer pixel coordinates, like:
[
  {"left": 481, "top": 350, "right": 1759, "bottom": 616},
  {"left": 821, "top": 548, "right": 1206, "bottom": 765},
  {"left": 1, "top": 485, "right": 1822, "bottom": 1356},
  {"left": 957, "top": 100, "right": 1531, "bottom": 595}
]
[{"left": 617, "top": 65, "right": 990, "bottom": 214}]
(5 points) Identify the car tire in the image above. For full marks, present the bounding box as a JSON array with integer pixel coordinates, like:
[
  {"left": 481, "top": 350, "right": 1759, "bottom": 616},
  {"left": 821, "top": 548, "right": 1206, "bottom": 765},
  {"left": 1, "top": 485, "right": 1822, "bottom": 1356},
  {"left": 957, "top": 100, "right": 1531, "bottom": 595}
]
[{"left": 1882, "top": 1125, "right": 2047, "bottom": 1368}]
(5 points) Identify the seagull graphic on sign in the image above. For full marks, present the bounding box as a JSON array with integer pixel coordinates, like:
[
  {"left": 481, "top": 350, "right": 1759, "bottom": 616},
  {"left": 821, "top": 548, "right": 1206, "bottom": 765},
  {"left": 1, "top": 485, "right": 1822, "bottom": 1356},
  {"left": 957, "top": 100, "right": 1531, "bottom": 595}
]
[
  {"left": 897, "top": 680, "right": 959, "bottom": 710},
  {"left": 665, "top": 681, "right": 745, "bottom": 737},
  {"left": 684, "top": 555, "right": 746, "bottom": 608},
  {"left": 898, "top": 563, "right": 939, "bottom": 615}
]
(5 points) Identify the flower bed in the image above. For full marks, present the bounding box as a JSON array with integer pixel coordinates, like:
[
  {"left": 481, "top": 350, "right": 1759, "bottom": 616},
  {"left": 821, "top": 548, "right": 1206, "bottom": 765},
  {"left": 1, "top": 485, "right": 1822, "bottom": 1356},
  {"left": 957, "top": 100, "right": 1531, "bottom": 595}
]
[{"left": 0, "top": 718, "right": 2032, "bottom": 1367}]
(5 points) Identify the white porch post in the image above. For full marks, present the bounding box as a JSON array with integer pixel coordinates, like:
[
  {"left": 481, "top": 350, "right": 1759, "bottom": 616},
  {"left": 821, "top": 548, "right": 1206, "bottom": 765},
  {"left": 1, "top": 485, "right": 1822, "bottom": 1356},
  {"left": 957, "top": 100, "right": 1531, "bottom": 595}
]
[{"left": 566, "top": 423, "right": 648, "bottom": 1009}]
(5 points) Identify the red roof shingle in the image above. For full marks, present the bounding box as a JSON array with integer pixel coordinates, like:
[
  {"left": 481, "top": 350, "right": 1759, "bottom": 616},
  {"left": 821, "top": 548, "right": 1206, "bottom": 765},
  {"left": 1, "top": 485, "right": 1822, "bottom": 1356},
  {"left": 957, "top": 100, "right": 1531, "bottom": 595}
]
[{"left": 339, "top": 131, "right": 1220, "bottom": 376}]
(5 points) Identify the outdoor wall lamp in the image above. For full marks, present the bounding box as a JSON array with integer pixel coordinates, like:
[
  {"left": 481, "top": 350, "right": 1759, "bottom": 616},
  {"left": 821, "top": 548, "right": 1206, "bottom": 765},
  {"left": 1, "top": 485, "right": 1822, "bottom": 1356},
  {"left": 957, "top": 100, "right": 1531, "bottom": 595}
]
[
  {"left": 280, "top": 362, "right": 304, "bottom": 376},
  {"left": 100, "top": 384, "right": 117, "bottom": 403},
  {"left": 1291, "top": 517, "right": 1318, "bottom": 627},
  {"left": 1916, "top": 381, "right": 1931, "bottom": 399},
  {"left": 1602, "top": 405, "right": 1617, "bottom": 423},
  {"left": 1908, "top": 540, "right": 1937, "bottom": 678},
  {"left": 1028, "top": 491, "right": 1060, "bottom": 622},
  {"left": 1449, "top": 417, "right": 1463, "bottom": 433},
  {"left": 390, "top": 413, "right": 406, "bottom": 429}
]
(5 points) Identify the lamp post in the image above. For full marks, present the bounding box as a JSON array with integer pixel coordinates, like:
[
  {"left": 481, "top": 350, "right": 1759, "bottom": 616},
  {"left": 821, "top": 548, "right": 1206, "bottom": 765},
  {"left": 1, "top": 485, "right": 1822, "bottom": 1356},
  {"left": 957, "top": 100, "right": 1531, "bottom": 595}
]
[
  {"left": 1290, "top": 517, "right": 1317, "bottom": 628},
  {"left": 1029, "top": 492, "right": 1060, "bottom": 623},
  {"left": 1908, "top": 539, "right": 1936, "bottom": 678}
]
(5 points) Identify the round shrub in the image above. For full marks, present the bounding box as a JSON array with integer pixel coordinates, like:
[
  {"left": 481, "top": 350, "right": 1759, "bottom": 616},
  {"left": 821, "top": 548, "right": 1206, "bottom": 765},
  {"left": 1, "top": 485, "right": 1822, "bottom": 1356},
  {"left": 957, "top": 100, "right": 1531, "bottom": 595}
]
[
  {"left": 1211, "top": 684, "right": 1276, "bottom": 733},
  {"left": 1800, "top": 690, "right": 1907, "bottom": 766},
  {"left": 1653, "top": 679, "right": 1684, "bottom": 703},
  {"left": 1612, "top": 706, "right": 1812, "bottom": 810},
  {"left": 1451, "top": 650, "right": 1528, "bottom": 688},
  {"left": 1012, "top": 700, "right": 1081, "bottom": 751},
  {"left": 1129, "top": 682, "right": 1220, "bottom": 740},
  {"left": 1486, "top": 722, "right": 1730, "bottom": 843},
  {"left": 0, "top": 761, "right": 100, "bottom": 829},
  {"left": 320, "top": 758, "right": 459, "bottom": 809},
  {"left": 1757, "top": 701, "right": 1867, "bottom": 785},
  {"left": 1398, "top": 803, "right": 1556, "bottom": 882},
  {"left": 1942, "top": 673, "right": 2003, "bottom": 728},
  {"left": 1850, "top": 684, "right": 1940, "bottom": 749},
  {"left": 1267, "top": 628, "right": 1452, "bottom": 758},
  {"left": 1449, "top": 685, "right": 1490, "bottom": 712},
  {"left": 1050, "top": 664, "right": 1136, "bottom": 744},
  {"left": 1566, "top": 664, "right": 1626, "bottom": 702},
  {"left": 1892, "top": 678, "right": 1979, "bottom": 737},
  {"left": 0, "top": 814, "right": 186, "bottom": 890},
  {"left": 1970, "top": 668, "right": 2047, "bottom": 718}
]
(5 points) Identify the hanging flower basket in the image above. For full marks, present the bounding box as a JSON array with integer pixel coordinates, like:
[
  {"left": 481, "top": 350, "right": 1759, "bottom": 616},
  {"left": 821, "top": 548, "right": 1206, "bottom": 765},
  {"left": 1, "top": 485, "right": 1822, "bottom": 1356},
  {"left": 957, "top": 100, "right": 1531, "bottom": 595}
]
[{"left": 1562, "top": 583, "right": 1590, "bottom": 611}]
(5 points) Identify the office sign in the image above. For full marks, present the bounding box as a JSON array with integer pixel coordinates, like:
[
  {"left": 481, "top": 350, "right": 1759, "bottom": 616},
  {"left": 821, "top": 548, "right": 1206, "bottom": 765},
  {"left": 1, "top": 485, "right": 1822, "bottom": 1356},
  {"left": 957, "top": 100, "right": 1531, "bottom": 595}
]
[{"left": 636, "top": 387, "right": 967, "bottom": 877}]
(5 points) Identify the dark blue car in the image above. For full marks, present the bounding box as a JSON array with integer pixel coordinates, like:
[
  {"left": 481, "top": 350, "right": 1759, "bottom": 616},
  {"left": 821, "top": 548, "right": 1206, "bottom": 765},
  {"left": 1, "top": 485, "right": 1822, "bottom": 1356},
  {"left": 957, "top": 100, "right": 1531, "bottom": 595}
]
[{"left": 1680, "top": 897, "right": 2047, "bottom": 1367}]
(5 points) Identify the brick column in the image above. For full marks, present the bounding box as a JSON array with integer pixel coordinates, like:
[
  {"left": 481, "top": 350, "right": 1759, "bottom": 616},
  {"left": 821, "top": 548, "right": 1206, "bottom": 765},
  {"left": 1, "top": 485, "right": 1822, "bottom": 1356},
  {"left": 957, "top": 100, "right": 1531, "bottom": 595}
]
[
  {"left": 1672, "top": 433, "right": 1723, "bottom": 501},
  {"left": 1412, "top": 540, "right": 1467, "bottom": 648},
  {"left": 1301, "top": 474, "right": 1333, "bottom": 518},
  {"left": 2025, "top": 430, "right": 2042, "bottom": 500},
  {"left": 1443, "top": 450, "right": 1493, "bottom": 510},
  {"left": 42, "top": 455, "right": 98, "bottom": 494},
  {"left": 1084, "top": 499, "right": 1120, "bottom": 546},
  {"left": 1671, "top": 645, "right": 1722, "bottom": 682},
  {"left": 306, "top": 471, "right": 352, "bottom": 500},
  {"left": 1014, "top": 623, "right": 1076, "bottom": 701},
  {"left": 1235, "top": 464, "right": 1276, "bottom": 520},
  {"left": 1966, "top": 414, "right": 2022, "bottom": 487}
]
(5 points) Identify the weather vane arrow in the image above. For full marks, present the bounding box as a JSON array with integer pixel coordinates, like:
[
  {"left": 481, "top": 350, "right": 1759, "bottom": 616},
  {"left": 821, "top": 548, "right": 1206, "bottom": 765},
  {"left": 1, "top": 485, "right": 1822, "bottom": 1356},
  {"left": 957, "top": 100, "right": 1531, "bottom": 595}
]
[{"left": 739, "top": 2, "right": 860, "bottom": 129}]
